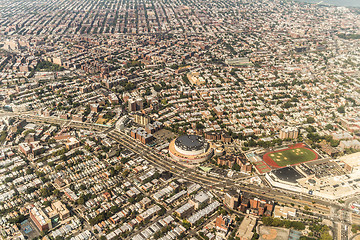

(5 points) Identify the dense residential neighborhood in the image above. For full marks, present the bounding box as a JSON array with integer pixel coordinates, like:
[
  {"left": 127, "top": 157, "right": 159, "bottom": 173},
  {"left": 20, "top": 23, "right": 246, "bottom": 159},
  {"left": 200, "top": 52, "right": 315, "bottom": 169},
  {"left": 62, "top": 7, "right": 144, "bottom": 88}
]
[{"left": 0, "top": 0, "right": 360, "bottom": 239}]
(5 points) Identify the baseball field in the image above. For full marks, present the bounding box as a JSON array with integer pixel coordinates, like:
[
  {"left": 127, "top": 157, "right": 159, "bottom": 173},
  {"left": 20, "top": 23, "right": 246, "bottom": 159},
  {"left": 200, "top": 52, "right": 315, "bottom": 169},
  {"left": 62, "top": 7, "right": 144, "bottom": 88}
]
[{"left": 263, "top": 143, "right": 318, "bottom": 168}]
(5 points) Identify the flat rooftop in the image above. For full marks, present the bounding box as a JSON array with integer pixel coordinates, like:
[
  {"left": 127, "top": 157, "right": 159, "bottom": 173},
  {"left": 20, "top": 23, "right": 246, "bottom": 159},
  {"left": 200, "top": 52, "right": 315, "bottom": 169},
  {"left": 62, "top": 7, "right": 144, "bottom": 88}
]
[{"left": 271, "top": 167, "right": 305, "bottom": 183}]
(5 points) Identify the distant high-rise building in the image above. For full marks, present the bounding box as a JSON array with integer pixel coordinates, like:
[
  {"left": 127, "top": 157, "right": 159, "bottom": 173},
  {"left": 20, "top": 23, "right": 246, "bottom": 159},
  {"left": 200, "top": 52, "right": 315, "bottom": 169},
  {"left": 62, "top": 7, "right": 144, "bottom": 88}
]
[
  {"left": 128, "top": 98, "right": 144, "bottom": 112},
  {"left": 134, "top": 113, "right": 150, "bottom": 126},
  {"left": 128, "top": 99, "right": 137, "bottom": 112},
  {"left": 224, "top": 191, "right": 239, "bottom": 209},
  {"left": 136, "top": 97, "right": 144, "bottom": 110},
  {"left": 279, "top": 127, "right": 298, "bottom": 140}
]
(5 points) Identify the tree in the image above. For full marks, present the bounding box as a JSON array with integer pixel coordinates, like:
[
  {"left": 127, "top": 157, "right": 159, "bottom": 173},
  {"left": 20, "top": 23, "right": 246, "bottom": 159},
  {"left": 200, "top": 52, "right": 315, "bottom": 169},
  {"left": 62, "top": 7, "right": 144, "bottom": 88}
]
[
  {"left": 128, "top": 197, "right": 135, "bottom": 204},
  {"left": 144, "top": 88, "right": 151, "bottom": 96},
  {"left": 154, "top": 231, "right": 161, "bottom": 239},
  {"left": 23, "top": 129, "right": 35, "bottom": 136},
  {"left": 121, "top": 157, "right": 130, "bottom": 164},
  {"left": 53, "top": 189, "right": 61, "bottom": 197},
  {"left": 77, "top": 197, "right": 85, "bottom": 205},
  {"left": 40, "top": 185, "right": 55, "bottom": 197},
  {"left": 272, "top": 218, "right": 283, "bottom": 227},
  {"left": 0, "top": 131, "right": 7, "bottom": 143},
  {"left": 158, "top": 206, "right": 166, "bottom": 216},
  {"left": 337, "top": 106, "right": 345, "bottom": 114},
  {"left": 235, "top": 215, "right": 243, "bottom": 223},
  {"left": 40, "top": 230, "right": 47, "bottom": 237},
  {"left": 5, "top": 177, "right": 14, "bottom": 182},
  {"left": 218, "top": 207, "right": 228, "bottom": 216},
  {"left": 232, "top": 162, "right": 241, "bottom": 171},
  {"left": 291, "top": 221, "right": 305, "bottom": 230},
  {"left": 110, "top": 205, "right": 120, "bottom": 213},
  {"left": 161, "top": 99, "right": 167, "bottom": 105},
  {"left": 283, "top": 101, "right": 293, "bottom": 108},
  {"left": 306, "top": 117, "right": 315, "bottom": 124},
  {"left": 35, "top": 60, "right": 64, "bottom": 72},
  {"left": 124, "top": 82, "right": 135, "bottom": 91},
  {"left": 48, "top": 162, "right": 55, "bottom": 167},
  {"left": 154, "top": 84, "right": 162, "bottom": 92},
  {"left": 196, "top": 123, "right": 205, "bottom": 129},
  {"left": 325, "top": 124, "right": 333, "bottom": 130},
  {"left": 60, "top": 154, "right": 67, "bottom": 161},
  {"left": 251, "top": 233, "right": 259, "bottom": 240},
  {"left": 55, "top": 164, "right": 64, "bottom": 171},
  {"left": 182, "top": 220, "right": 191, "bottom": 229},
  {"left": 8, "top": 215, "right": 26, "bottom": 224},
  {"left": 338, "top": 33, "right": 360, "bottom": 39},
  {"left": 84, "top": 105, "right": 91, "bottom": 116},
  {"left": 103, "top": 111, "right": 116, "bottom": 120},
  {"left": 182, "top": 75, "right": 190, "bottom": 85},
  {"left": 330, "top": 139, "right": 339, "bottom": 147},
  {"left": 351, "top": 224, "right": 360, "bottom": 233},
  {"left": 306, "top": 126, "right": 316, "bottom": 133},
  {"left": 319, "top": 225, "right": 332, "bottom": 240}
]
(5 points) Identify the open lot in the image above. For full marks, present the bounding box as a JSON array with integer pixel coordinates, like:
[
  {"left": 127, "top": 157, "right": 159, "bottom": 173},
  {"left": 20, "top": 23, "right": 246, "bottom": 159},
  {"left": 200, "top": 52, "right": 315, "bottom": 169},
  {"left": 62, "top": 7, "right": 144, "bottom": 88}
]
[
  {"left": 259, "top": 226, "right": 289, "bottom": 240},
  {"left": 153, "top": 129, "right": 177, "bottom": 142}
]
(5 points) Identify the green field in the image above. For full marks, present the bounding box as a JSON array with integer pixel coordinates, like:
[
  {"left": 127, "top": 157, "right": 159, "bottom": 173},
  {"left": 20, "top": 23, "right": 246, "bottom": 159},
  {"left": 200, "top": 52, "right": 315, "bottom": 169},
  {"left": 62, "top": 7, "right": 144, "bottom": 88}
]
[{"left": 268, "top": 148, "right": 317, "bottom": 167}]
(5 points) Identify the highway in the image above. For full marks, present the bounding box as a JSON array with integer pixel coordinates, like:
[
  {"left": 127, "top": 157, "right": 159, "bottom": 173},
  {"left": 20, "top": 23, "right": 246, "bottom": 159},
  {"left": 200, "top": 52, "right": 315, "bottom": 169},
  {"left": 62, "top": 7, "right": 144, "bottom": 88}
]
[
  {"left": 107, "top": 130, "right": 333, "bottom": 214},
  {"left": 10, "top": 113, "right": 360, "bottom": 228}
]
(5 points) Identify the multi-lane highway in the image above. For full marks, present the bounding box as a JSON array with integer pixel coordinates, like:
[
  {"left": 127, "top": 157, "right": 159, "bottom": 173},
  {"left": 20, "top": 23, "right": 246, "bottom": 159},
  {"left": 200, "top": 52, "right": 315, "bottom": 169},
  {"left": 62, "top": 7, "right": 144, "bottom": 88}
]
[
  {"left": 107, "top": 130, "right": 333, "bottom": 211},
  {"left": 8, "top": 112, "right": 360, "bottom": 231}
]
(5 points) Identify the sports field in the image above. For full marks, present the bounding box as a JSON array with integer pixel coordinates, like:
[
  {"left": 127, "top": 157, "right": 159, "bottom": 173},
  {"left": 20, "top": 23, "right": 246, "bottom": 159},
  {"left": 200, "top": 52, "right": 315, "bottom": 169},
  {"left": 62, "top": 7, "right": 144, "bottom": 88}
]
[
  {"left": 263, "top": 143, "right": 318, "bottom": 168},
  {"left": 254, "top": 161, "right": 271, "bottom": 174}
]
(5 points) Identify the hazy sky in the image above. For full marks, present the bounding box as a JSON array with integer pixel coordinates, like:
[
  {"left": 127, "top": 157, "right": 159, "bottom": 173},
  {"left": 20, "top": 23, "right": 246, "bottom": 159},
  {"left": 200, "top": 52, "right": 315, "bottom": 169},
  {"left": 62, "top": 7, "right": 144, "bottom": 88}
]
[{"left": 296, "top": 0, "right": 360, "bottom": 7}]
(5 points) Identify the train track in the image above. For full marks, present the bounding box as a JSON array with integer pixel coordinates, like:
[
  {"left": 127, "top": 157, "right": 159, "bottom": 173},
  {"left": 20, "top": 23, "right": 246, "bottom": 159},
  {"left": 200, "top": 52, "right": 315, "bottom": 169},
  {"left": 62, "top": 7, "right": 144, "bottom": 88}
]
[
  {"left": 107, "top": 130, "right": 332, "bottom": 215},
  {"left": 18, "top": 114, "right": 359, "bottom": 221}
]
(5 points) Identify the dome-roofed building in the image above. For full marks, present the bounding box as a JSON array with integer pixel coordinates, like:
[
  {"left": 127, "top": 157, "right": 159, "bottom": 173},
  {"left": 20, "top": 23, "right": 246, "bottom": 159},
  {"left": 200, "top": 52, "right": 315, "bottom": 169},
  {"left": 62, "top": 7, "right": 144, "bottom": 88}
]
[{"left": 169, "top": 135, "right": 213, "bottom": 165}]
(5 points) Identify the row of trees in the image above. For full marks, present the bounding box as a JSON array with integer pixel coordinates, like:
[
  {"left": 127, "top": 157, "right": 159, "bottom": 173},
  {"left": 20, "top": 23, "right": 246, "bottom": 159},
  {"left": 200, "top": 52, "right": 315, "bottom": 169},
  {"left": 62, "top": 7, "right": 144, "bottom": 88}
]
[
  {"left": 262, "top": 216, "right": 305, "bottom": 230},
  {"left": 35, "top": 61, "right": 64, "bottom": 72},
  {"left": 243, "top": 138, "right": 284, "bottom": 149},
  {"left": 338, "top": 34, "right": 360, "bottom": 40},
  {"left": 351, "top": 224, "right": 360, "bottom": 233},
  {"left": 306, "top": 126, "right": 339, "bottom": 147}
]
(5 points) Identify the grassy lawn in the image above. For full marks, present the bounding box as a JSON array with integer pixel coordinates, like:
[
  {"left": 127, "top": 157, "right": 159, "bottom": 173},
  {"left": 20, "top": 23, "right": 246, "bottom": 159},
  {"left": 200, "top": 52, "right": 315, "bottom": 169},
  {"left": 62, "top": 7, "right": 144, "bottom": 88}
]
[
  {"left": 96, "top": 118, "right": 107, "bottom": 124},
  {"left": 268, "top": 148, "right": 317, "bottom": 167}
]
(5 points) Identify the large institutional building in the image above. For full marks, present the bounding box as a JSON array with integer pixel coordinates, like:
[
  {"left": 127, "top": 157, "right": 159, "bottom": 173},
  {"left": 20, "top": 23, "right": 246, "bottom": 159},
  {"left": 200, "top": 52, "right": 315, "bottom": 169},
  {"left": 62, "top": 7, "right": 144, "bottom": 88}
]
[
  {"left": 169, "top": 135, "right": 213, "bottom": 165},
  {"left": 265, "top": 158, "right": 360, "bottom": 200},
  {"left": 30, "top": 201, "right": 70, "bottom": 231}
]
